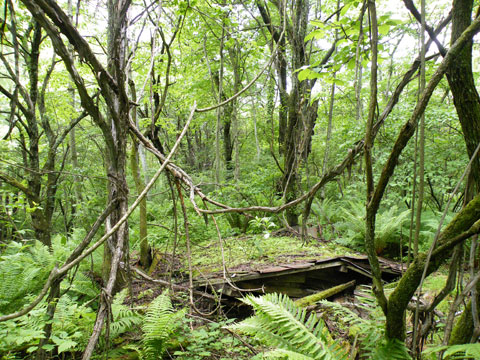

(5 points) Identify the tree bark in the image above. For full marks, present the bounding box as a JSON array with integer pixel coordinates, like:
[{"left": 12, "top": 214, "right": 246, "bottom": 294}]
[
  {"left": 282, "top": 0, "right": 319, "bottom": 226},
  {"left": 101, "top": 0, "right": 130, "bottom": 294},
  {"left": 443, "top": 0, "right": 480, "bottom": 343},
  {"left": 130, "top": 139, "right": 152, "bottom": 268},
  {"left": 129, "top": 80, "right": 152, "bottom": 269},
  {"left": 446, "top": 0, "right": 480, "bottom": 191},
  {"left": 387, "top": 194, "right": 480, "bottom": 340}
]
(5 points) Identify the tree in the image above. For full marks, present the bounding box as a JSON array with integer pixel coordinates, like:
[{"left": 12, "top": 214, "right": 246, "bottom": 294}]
[
  {"left": 16, "top": 0, "right": 132, "bottom": 356},
  {"left": 3, "top": 0, "right": 480, "bottom": 357},
  {"left": 0, "top": 13, "right": 84, "bottom": 247},
  {"left": 256, "top": 0, "right": 328, "bottom": 225}
]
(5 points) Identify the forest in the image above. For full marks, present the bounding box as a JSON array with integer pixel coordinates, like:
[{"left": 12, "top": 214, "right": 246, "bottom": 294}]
[{"left": 1, "top": 0, "right": 480, "bottom": 358}]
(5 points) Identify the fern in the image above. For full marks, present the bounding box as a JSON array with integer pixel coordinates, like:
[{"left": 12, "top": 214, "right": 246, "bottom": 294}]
[
  {"left": 230, "top": 293, "right": 348, "bottom": 360},
  {"left": 256, "top": 348, "right": 317, "bottom": 359},
  {"left": 335, "top": 201, "right": 409, "bottom": 253},
  {"left": 370, "top": 339, "right": 412, "bottom": 360},
  {"left": 319, "top": 286, "right": 411, "bottom": 360},
  {"left": 0, "top": 236, "right": 83, "bottom": 313},
  {"left": 423, "top": 343, "right": 480, "bottom": 359},
  {"left": 141, "top": 291, "right": 186, "bottom": 360},
  {"left": 68, "top": 271, "right": 100, "bottom": 300},
  {"left": 109, "top": 289, "right": 143, "bottom": 340},
  {"left": 0, "top": 241, "right": 56, "bottom": 313}
]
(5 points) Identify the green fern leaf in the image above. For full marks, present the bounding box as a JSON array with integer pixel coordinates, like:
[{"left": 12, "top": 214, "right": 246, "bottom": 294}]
[
  {"left": 423, "top": 343, "right": 480, "bottom": 359},
  {"left": 141, "top": 291, "right": 185, "bottom": 360},
  {"left": 371, "top": 339, "right": 411, "bottom": 360},
  {"left": 232, "top": 293, "right": 347, "bottom": 360},
  {"left": 263, "top": 348, "right": 316, "bottom": 359}
]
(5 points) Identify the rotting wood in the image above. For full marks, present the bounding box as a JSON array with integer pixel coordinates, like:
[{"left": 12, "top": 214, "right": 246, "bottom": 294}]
[
  {"left": 295, "top": 280, "right": 356, "bottom": 307},
  {"left": 193, "top": 255, "right": 404, "bottom": 302}
]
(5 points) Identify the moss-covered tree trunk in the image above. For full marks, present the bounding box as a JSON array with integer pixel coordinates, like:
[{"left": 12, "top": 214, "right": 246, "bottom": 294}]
[
  {"left": 386, "top": 194, "right": 480, "bottom": 340},
  {"left": 444, "top": 0, "right": 480, "bottom": 344},
  {"left": 282, "top": 0, "right": 319, "bottom": 226},
  {"left": 446, "top": 0, "right": 480, "bottom": 192},
  {"left": 256, "top": 0, "right": 319, "bottom": 226}
]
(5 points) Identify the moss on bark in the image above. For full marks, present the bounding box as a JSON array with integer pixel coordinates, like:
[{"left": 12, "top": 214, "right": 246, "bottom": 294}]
[{"left": 386, "top": 194, "right": 480, "bottom": 340}]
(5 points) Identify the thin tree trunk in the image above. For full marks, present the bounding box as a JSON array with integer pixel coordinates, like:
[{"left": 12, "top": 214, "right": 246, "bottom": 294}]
[
  {"left": 252, "top": 97, "right": 261, "bottom": 161},
  {"left": 129, "top": 79, "right": 151, "bottom": 268},
  {"left": 215, "top": 25, "right": 226, "bottom": 184},
  {"left": 411, "top": 0, "right": 426, "bottom": 351},
  {"left": 130, "top": 140, "right": 151, "bottom": 268},
  {"left": 67, "top": 0, "right": 82, "bottom": 229},
  {"left": 322, "top": 0, "right": 340, "bottom": 177},
  {"left": 354, "top": 1, "right": 367, "bottom": 122},
  {"left": 322, "top": 79, "right": 335, "bottom": 174},
  {"left": 413, "top": 0, "right": 426, "bottom": 260},
  {"left": 364, "top": 0, "right": 387, "bottom": 313},
  {"left": 229, "top": 45, "right": 241, "bottom": 180}
]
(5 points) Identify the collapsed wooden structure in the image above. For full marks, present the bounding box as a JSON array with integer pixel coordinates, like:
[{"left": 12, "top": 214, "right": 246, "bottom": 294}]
[{"left": 192, "top": 255, "right": 404, "bottom": 315}]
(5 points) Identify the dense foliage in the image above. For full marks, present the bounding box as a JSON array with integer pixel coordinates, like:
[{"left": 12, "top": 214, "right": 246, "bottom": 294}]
[{"left": 1, "top": 0, "right": 480, "bottom": 358}]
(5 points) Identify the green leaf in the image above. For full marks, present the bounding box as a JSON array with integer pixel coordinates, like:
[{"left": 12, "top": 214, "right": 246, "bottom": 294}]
[
  {"left": 305, "top": 29, "right": 325, "bottom": 42},
  {"left": 57, "top": 339, "right": 78, "bottom": 354},
  {"left": 340, "top": 2, "right": 353, "bottom": 16},
  {"left": 298, "top": 68, "right": 321, "bottom": 82},
  {"left": 310, "top": 20, "right": 324, "bottom": 28},
  {"left": 378, "top": 24, "right": 391, "bottom": 35},
  {"left": 347, "top": 58, "right": 356, "bottom": 70}
]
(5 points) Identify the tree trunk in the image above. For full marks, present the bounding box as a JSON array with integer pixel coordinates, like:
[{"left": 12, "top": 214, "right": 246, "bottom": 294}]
[
  {"left": 386, "top": 194, "right": 480, "bottom": 340},
  {"left": 446, "top": 0, "right": 480, "bottom": 191},
  {"left": 281, "top": 0, "right": 319, "bottom": 226},
  {"left": 129, "top": 79, "right": 152, "bottom": 269},
  {"left": 413, "top": 0, "right": 427, "bottom": 259},
  {"left": 102, "top": 0, "right": 130, "bottom": 294},
  {"left": 443, "top": 0, "right": 480, "bottom": 344},
  {"left": 130, "top": 138, "right": 152, "bottom": 268}
]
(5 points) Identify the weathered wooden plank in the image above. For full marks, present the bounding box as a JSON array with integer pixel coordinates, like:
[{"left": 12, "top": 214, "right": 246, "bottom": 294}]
[{"left": 193, "top": 255, "right": 403, "bottom": 291}]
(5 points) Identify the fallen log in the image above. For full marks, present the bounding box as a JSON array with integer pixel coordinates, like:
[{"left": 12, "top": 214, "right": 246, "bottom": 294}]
[{"left": 295, "top": 280, "right": 356, "bottom": 307}]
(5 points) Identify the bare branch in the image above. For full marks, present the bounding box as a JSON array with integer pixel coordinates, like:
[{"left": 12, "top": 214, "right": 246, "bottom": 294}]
[{"left": 0, "top": 103, "right": 196, "bottom": 323}]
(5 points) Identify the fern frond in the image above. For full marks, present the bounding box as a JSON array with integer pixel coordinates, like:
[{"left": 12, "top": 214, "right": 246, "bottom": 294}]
[
  {"left": 141, "top": 291, "right": 185, "bottom": 360},
  {"left": 371, "top": 339, "right": 412, "bottom": 360},
  {"left": 423, "top": 343, "right": 480, "bottom": 359},
  {"left": 263, "top": 348, "right": 316, "bottom": 359},
  {"left": 318, "top": 295, "right": 407, "bottom": 360},
  {"left": 233, "top": 293, "right": 347, "bottom": 360},
  {"left": 0, "top": 241, "right": 56, "bottom": 313},
  {"left": 230, "top": 316, "right": 298, "bottom": 352},
  {"left": 110, "top": 292, "right": 142, "bottom": 340},
  {"left": 69, "top": 272, "right": 99, "bottom": 300}
]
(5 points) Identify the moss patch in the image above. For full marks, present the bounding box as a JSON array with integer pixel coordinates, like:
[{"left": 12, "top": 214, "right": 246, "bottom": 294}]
[{"left": 186, "top": 235, "right": 357, "bottom": 276}]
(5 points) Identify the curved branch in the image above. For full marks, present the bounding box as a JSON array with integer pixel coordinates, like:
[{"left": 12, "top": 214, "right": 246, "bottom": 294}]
[
  {"left": 0, "top": 171, "right": 39, "bottom": 202},
  {"left": 369, "top": 13, "right": 480, "bottom": 216},
  {"left": 403, "top": 0, "right": 448, "bottom": 56},
  {"left": 0, "top": 103, "right": 197, "bottom": 323}
]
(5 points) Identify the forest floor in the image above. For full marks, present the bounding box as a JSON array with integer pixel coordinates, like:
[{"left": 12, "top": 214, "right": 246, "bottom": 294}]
[
  {"left": 127, "top": 232, "right": 358, "bottom": 303},
  {"left": 129, "top": 231, "right": 451, "bottom": 313},
  {"left": 119, "top": 233, "right": 452, "bottom": 359}
]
